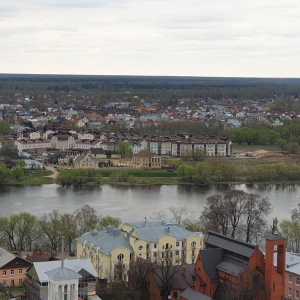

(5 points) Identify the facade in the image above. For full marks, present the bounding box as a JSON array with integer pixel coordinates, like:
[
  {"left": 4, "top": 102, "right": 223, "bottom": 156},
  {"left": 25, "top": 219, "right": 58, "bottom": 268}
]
[
  {"left": 0, "top": 247, "right": 31, "bottom": 288},
  {"left": 132, "top": 150, "right": 161, "bottom": 169},
  {"left": 194, "top": 231, "right": 286, "bottom": 300},
  {"left": 284, "top": 252, "right": 300, "bottom": 300},
  {"left": 73, "top": 154, "right": 99, "bottom": 168},
  {"left": 76, "top": 220, "right": 204, "bottom": 283},
  {"left": 26, "top": 258, "right": 98, "bottom": 300}
]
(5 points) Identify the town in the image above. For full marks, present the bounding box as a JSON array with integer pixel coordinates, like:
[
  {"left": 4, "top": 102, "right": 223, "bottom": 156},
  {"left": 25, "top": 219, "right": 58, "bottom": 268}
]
[{"left": 1, "top": 75, "right": 300, "bottom": 299}]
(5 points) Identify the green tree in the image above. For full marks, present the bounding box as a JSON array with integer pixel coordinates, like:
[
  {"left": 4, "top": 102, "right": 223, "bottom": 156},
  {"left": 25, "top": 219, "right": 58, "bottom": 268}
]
[
  {"left": 75, "top": 204, "right": 100, "bottom": 235},
  {"left": 117, "top": 141, "right": 133, "bottom": 158},
  {"left": 0, "top": 213, "right": 40, "bottom": 251},
  {"left": 99, "top": 215, "right": 121, "bottom": 229},
  {"left": 0, "top": 140, "right": 18, "bottom": 159},
  {"left": 0, "top": 164, "right": 12, "bottom": 184},
  {"left": 0, "top": 121, "right": 11, "bottom": 134}
]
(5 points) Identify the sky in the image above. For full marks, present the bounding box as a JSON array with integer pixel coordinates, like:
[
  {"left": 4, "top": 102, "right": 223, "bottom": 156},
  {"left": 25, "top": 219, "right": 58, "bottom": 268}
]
[{"left": 1, "top": 0, "right": 299, "bottom": 78}]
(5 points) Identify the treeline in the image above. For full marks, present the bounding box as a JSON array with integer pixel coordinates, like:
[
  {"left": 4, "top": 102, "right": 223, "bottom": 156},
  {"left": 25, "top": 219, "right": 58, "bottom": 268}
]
[
  {"left": 0, "top": 205, "right": 120, "bottom": 252},
  {"left": 280, "top": 204, "right": 300, "bottom": 252},
  {"left": 0, "top": 163, "right": 26, "bottom": 183},
  {"left": 57, "top": 169, "right": 102, "bottom": 185},
  {"left": 177, "top": 159, "right": 236, "bottom": 184},
  {"left": 230, "top": 119, "right": 300, "bottom": 149},
  {"left": 247, "top": 164, "right": 300, "bottom": 183}
]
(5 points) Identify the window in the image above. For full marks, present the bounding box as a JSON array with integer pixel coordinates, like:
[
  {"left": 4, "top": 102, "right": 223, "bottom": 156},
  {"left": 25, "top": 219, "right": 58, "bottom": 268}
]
[
  {"left": 160, "top": 290, "right": 165, "bottom": 296},
  {"left": 19, "top": 269, "right": 22, "bottom": 274},
  {"left": 19, "top": 279, "right": 23, "bottom": 285},
  {"left": 3, "top": 271, "right": 6, "bottom": 276},
  {"left": 117, "top": 254, "right": 124, "bottom": 261},
  {"left": 297, "top": 278, "right": 300, "bottom": 285},
  {"left": 173, "top": 291, "right": 179, "bottom": 299},
  {"left": 176, "top": 251, "right": 179, "bottom": 255},
  {"left": 296, "top": 290, "right": 299, "bottom": 300},
  {"left": 154, "top": 243, "right": 157, "bottom": 249},
  {"left": 176, "top": 242, "right": 180, "bottom": 247},
  {"left": 138, "top": 245, "right": 143, "bottom": 251},
  {"left": 11, "top": 270, "right": 14, "bottom": 275},
  {"left": 191, "top": 241, "right": 196, "bottom": 249},
  {"left": 289, "top": 275, "right": 293, "bottom": 283},
  {"left": 289, "top": 288, "right": 292, "bottom": 296},
  {"left": 3, "top": 280, "right": 6, "bottom": 286},
  {"left": 11, "top": 280, "right": 14, "bottom": 286}
]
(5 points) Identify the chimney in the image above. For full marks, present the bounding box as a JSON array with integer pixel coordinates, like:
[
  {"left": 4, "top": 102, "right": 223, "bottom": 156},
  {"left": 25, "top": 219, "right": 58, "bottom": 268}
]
[
  {"left": 144, "top": 217, "right": 147, "bottom": 228},
  {"left": 182, "top": 266, "right": 187, "bottom": 277}
]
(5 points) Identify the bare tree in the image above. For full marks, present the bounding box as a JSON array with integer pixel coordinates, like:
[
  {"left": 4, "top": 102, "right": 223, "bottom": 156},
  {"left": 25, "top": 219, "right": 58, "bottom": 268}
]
[
  {"left": 151, "top": 248, "right": 181, "bottom": 300},
  {"left": 243, "top": 194, "right": 272, "bottom": 243},
  {"left": 128, "top": 258, "right": 151, "bottom": 300},
  {"left": 224, "top": 190, "right": 248, "bottom": 238},
  {"left": 201, "top": 190, "right": 272, "bottom": 242},
  {"left": 169, "top": 206, "right": 188, "bottom": 224},
  {"left": 201, "top": 194, "right": 229, "bottom": 235}
]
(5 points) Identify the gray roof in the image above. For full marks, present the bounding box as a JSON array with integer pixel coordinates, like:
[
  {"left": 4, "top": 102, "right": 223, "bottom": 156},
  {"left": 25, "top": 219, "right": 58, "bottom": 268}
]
[
  {"left": 76, "top": 228, "right": 134, "bottom": 255},
  {"left": 180, "top": 288, "right": 212, "bottom": 300},
  {"left": 134, "top": 226, "right": 202, "bottom": 242},
  {"left": 206, "top": 231, "right": 255, "bottom": 258},
  {"left": 217, "top": 261, "right": 245, "bottom": 276},
  {"left": 32, "top": 258, "right": 97, "bottom": 283},
  {"left": 124, "top": 219, "right": 180, "bottom": 229},
  {"left": 200, "top": 248, "right": 223, "bottom": 281},
  {"left": 0, "top": 247, "right": 15, "bottom": 268},
  {"left": 45, "top": 267, "right": 82, "bottom": 281}
]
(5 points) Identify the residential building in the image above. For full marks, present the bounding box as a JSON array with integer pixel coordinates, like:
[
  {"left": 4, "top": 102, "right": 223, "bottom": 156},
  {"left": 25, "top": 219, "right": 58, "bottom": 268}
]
[
  {"left": 76, "top": 221, "right": 204, "bottom": 283},
  {"left": 282, "top": 252, "right": 300, "bottom": 300},
  {"left": 132, "top": 150, "right": 161, "bottom": 169},
  {"left": 73, "top": 154, "right": 99, "bottom": 168},
  {"left": 0, "top": 247, "right": 31, "bottom": 288},
  {"left": 147, "top": 263, "right": 197, "bottom": 300}
]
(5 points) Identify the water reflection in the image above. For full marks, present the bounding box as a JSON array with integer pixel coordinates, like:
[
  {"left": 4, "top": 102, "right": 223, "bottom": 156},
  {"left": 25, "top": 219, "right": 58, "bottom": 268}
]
[{"left": 0, "top": 184, "right": 300, "bottom": 223}]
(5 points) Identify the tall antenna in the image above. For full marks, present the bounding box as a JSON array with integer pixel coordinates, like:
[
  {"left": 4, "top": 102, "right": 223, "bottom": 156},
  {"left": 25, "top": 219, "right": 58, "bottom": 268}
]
[{"left": 61, "top": 236, "right": 64, "bottom": 268}]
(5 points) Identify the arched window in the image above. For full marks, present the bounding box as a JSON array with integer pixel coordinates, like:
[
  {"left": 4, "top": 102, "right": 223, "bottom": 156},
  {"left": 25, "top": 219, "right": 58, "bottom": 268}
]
[
  {"left": 191, "top": 241, "right": 196, "bottom": 249},
  {"left": 117, "top": 254, "right": 124, "bottom": 261}
]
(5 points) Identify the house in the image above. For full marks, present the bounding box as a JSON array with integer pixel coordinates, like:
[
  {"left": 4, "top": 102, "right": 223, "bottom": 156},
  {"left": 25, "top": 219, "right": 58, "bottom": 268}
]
[
  {"left": 132, "top": 150, "right": 161, "bottom": 169},
  {"left": 23, "top": 159, "right": 44, "bottom": 169},
  {"left": 26, "top": 258, "right": 98, "bottom": 300},
  {"left": 282, "top": 252, "right": 300, "bottom": 300},
  {"left": 73, "top": 154, "right": 99, "bottom": 168},
  {"left": 147, "top": 263, "right": 196, "bottom": 300},
  {"left": 0, "top": 247, "right": 31, "bottom": 288},
  {"left": 194, "top": 230, "right": 286, "bottom": 300},
  {"left": 76, "top": 221, "right": 204, "bottom": 283}
]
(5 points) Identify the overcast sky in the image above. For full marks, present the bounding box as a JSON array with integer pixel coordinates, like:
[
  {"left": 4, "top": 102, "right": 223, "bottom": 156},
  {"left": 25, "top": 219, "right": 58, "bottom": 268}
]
[{"left": 1, "top": 0, "right": 299, "bottom": 78}]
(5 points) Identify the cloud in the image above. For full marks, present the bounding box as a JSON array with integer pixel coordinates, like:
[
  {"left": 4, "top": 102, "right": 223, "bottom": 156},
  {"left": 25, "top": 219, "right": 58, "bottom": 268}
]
[{"left": 0, "top": 0, "right": 299, "bottom": 77}]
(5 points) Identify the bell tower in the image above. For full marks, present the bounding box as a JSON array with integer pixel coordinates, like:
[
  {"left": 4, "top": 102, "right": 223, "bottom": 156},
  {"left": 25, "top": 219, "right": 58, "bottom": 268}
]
[{"left": 264, "top": 218, "right": 286, "bottom": 300}]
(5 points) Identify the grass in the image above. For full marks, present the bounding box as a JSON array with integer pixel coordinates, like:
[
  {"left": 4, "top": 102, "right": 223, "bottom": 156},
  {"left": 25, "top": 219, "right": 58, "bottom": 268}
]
[
  {"left": 18, "top": 169, "right": 54, "bottom": 185},
  {"left": 96, "top": 169, "right": 178, "bottom": 177}
]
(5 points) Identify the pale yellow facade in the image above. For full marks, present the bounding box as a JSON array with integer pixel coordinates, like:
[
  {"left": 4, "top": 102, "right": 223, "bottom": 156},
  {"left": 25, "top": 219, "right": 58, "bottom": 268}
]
[{"left": 76, "top": 224, "right": 204, "bottom": 282}]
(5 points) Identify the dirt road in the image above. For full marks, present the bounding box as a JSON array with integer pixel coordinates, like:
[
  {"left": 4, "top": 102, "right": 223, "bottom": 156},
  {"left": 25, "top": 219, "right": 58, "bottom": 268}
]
[{"left": 44, "top": 166, "right": 59, "bottom": 179}]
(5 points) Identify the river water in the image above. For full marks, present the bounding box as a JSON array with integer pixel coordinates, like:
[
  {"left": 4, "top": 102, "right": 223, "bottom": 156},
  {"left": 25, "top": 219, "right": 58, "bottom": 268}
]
[{"left": 0, "top": 184, "right": 299, "bottom": 225}]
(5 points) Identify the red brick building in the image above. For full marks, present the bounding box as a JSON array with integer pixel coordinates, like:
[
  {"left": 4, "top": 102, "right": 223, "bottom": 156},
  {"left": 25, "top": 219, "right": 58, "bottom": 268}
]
[{"left": 194, "top": 231, "right": 286, "bottom": 300}]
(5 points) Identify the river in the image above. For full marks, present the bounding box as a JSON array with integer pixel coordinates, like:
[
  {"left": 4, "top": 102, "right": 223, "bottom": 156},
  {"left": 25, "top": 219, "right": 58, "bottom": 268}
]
[{"left": 0, "top": 184, "right": 299, "bottom": 225}]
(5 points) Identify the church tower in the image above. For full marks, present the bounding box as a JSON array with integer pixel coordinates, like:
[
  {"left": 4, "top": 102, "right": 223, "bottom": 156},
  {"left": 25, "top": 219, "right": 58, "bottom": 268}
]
[{"left": 264, "top": 218, "right": 286, "bottom": 300}]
